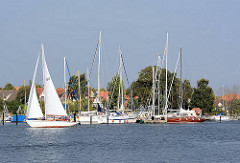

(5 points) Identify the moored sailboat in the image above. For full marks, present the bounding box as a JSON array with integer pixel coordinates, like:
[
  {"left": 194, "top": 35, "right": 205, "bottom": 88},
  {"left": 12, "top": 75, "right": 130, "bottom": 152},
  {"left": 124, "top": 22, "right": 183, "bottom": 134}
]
[
  {"left": 26, "top": 43, "right": 79, "bottom": 128},
  {"left": 165, "top": 48, "right": 205, "bottom": 123}
]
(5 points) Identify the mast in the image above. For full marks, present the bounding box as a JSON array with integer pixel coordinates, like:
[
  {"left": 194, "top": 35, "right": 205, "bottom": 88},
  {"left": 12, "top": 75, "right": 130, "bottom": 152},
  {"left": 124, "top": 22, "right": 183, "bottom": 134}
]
[
  {"left": 117, "top": 80, "right": 120, "bottom": 112},
  {"left": 119, "top": 46, "right": 124, "bottom": 114},
  {"left": 157, "top": 55, "right": 161, "bottom": 115},
  {"left": 152, "top": 66, "right": 155, "bottom": 116},
  {"left": 179, "top": 48, "right": 183, "bottom": 109},
  {"left": 165, "top": 32, "right": 168, "bottom": 116},
  {"left": 97, "top": 31, "right": 101, "bottom": 108},
  {"left": 41, "top": 43, "right": 47, "bottom": 119},
  {"left": 87, "top": 68, "right": 90, "bottom": 112},
  {"left": 64, "top": 57, "right": 67, "bottom": 110},
  {"left": 78, "top": 70, "right": 81, "bottom": 115}
]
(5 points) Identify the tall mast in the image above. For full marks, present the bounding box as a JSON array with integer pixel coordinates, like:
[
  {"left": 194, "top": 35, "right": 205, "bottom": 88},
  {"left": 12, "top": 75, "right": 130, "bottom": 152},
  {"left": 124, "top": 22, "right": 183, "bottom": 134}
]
[
  {"left": 165, "top": 32, "right": 168, "bottom": 116},
  {"left": 157, "top": 55, "right": 161, "bottom": 115},
  {"left": 87, "top": 68, "right": 90, "bottom": 112},
  {"left": 41, "top": 42, "right": 47, "bottom": 119},
  {"left": 78, "top": 70, "right": 81, "bottom": 115},
  {"left": 117, "top": 81, "right": 120, "bottom": 112},
  {"left": 119, "top": 46, "right": 124, "bottom": 114},
  {"left": 179, "top": 48, "right": 183, "bottom": 109},
  {"left": 64, "top": 57, "right": 67, "bottom": 110},
  {"left": 152, "top": 66, "right": 155, "bottom": 116},
  {"left": 98, "top": 31, "right": 101, "bottom": 105}
]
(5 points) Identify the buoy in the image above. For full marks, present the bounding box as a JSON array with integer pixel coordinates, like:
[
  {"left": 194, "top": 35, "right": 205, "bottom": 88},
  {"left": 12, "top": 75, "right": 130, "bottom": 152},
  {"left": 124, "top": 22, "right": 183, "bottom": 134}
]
[
  {"left": 126, "top": 120, "right": 129, "bottom": 123},
  {"left": 112, "top": 120, "right": 114, "bottom": 123}
]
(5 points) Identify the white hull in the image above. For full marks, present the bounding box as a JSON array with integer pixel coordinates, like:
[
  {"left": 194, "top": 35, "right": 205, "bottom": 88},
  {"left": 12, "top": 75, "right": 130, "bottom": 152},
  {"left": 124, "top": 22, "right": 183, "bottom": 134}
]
[
  {"left": 98, "top": 115, "right": 129, "bottom": 124},
  {"left": 26, "top": 120, "right": 79, "bottom": 128},
  {"left": 79, "top": 115, "right": 100, "bottom": 124},
  {"left": 212, "top": 115, "right": 231, "bottom": 121}
]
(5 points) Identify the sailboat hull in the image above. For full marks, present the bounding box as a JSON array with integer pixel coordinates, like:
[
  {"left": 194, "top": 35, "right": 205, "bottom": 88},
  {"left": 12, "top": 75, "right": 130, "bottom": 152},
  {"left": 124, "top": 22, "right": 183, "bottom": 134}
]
[
  {"left": 26, "top": 120, "right": 79, "bottom": 128},
  {"left": 167, "top": 117, "right": 205, "bottom": 123},
  {"left": 79, "top": 115, "right": 100, "bottom": 124},
  {"left": 98, "top": 115, "right": 129, "bottom": 124}
]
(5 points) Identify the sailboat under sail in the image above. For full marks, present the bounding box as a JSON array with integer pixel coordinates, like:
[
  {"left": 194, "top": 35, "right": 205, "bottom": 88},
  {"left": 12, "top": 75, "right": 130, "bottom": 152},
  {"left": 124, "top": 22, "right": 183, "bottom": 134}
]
[{"left": 26, "top": 43, "right": 79, "bottom": 128}]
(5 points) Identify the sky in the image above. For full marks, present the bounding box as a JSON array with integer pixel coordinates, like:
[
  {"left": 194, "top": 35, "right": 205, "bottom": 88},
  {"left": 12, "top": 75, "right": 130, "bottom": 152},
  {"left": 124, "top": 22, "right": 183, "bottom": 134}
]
[{"left": 0, "top": 0, "right": 239, "bottom": 94}]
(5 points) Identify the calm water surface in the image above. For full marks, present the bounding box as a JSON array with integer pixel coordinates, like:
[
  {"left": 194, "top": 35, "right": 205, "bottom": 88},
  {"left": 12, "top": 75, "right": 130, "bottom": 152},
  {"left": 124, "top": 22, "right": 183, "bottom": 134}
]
[{"left": 1, "top": 121, "right": 240, "bottom": 163}]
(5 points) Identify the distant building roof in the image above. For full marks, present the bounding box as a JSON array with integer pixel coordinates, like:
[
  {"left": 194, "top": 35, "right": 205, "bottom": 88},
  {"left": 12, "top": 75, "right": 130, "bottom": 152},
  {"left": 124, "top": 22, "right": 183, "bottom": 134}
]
[
  {"left": 15, "top": 87, "right": 21, "bottom": 91},
  {"left": 56, "top": 88, "right": 64, "bottom": 96},
  {"left": 100, "top": 91, "right": 110, "bottom": 102},
  {"left": 0, "top": 90, "right": 18, "bottom": 101},
  {"left": 219, "top": 93, "right": 240, "bottom": 102},
  {"left": 36, "top": 88, "right": 44, "bottom": 97}
]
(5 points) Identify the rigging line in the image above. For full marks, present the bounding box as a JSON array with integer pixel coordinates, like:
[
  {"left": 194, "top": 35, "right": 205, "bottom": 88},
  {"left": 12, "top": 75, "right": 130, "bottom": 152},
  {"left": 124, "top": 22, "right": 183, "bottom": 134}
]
[
  {"left": 167, "top": 51, "right": 180, "bottom": 101},
  {"left": 119, "top": 49, "right": 130, "bottom": 87},
  {"left": 119, "top": 49, "right": 136, "bottom": 109},
  {"left": 65, "top": 59, "right": 81, "bottom": 114},
  {"left": 109, "top": 72, "right": 120, "bottom": 110},
  {"left": 88, "top": 41, "right": 99, "bottom": 80}
]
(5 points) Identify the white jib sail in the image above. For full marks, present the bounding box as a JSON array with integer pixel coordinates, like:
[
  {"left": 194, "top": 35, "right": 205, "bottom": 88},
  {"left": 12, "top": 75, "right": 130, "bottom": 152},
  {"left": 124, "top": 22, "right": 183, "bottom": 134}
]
[
  {"left": 27, "top": 54, "right": 44, "bottom": 119},
  {"left": 41, "top": 43, "right": 67, "bottom": 116}
]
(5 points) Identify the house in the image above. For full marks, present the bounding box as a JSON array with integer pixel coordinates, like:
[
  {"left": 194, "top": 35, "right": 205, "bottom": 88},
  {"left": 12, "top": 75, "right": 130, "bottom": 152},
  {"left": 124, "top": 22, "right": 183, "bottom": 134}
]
[
  {"left": 36, "top": 88, "right": 44, "bottom": 102},
  {"left": 0, "top": 90, "right": 18, "bottom": 101},
  {"left": 36, "top": 88, "right": 66, "bottom": 103},
  {"left": 92, "top": 91, "right": 110, "bottom": 108},
  {"left": 15, "top": 87, "right": 21, "bottom": 91},
  {"left": 219, "top": 93, "right": 240, "bottom": 102}
]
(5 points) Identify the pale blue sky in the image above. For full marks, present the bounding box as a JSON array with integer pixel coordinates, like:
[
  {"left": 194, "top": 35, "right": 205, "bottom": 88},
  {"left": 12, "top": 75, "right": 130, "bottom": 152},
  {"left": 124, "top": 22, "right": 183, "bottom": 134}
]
[{"left": 0, "top": 0, "right": 239, "bottom": 94}]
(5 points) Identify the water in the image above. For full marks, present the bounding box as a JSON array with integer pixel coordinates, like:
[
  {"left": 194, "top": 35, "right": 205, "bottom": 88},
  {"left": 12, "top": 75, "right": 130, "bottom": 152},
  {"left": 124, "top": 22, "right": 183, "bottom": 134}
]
[{"left": 1, "top": 121, "right": 240, "bottom": 163}]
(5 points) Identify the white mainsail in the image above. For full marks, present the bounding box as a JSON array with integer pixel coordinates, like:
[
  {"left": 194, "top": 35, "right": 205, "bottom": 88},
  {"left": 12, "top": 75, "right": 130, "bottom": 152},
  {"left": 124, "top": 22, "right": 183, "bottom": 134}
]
[
  {"left": 27, "top": 54, "right": 43, "bottom": 119},
  {"left": 41, "top": 43, "right": 67, "bottom": 117}
]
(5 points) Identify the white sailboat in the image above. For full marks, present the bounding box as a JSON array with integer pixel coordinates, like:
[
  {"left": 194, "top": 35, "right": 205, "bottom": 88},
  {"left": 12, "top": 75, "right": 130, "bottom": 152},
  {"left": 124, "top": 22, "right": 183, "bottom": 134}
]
[
  {"left": 78, "top": 31, "right": 102, "bottom": 124},
  {"left": 98, "top": 46, "right": 132, "bottom": 124},
  {"left": 26, "top": 43, "right": 79, "bottom": 128},
  {"left": 1, "top": 95, "right": 12, "bottom": 123}
]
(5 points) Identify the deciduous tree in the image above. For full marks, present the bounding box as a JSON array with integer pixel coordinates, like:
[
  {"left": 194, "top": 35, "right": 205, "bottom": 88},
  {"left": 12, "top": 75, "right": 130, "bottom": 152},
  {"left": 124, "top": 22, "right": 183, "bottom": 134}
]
[{"left": 191, "top": 78, "right": 215, "bottom": 113}]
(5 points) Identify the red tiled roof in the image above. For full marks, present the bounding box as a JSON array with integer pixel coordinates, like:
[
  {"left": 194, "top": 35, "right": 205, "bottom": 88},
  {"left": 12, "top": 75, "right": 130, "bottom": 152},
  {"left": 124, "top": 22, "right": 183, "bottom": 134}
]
[
  {"left": 15, "top": 87, "right": 21, "bottom": 91},
  {"left": 219, "top": 93, "right": 240, "bottom": 102},
  {"left": 56, "top": 88, "right": 64, "bottom": 95},
  {"left": 100, "top": 91, "right": 110, "bottom": 101},
  {"left": 36, "top": 88, "right": 44, "bottom": 97}
]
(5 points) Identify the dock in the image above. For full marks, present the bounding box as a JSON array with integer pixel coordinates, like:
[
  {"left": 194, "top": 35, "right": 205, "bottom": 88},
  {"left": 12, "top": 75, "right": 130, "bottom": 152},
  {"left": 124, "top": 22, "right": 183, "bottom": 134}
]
[{"left": 142, "top": 119, "right": 167, "bottom": 123}]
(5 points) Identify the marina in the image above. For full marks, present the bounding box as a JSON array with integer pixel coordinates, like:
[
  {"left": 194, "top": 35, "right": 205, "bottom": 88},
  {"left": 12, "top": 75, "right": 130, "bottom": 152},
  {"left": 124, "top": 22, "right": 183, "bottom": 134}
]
[{"left": 1, "top": 0, "right": 240, "bottom": 162}]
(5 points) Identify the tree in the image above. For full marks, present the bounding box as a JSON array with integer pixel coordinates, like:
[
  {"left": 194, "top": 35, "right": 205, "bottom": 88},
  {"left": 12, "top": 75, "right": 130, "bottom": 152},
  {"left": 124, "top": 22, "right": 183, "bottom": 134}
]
[
  {"left": 107, "top": 74, "right": 125, "bottom": 110},
  {"left": 182, "top": 80, "right": 193, "bottom": 109},
  {"left": 131, "top": 66, "right": 180, "bottom": 109},
  {"left": 6, "top": 100, "right": 21, "bottom": 113},
  {"left": 67, "top": 73, "right": 87, "bottom": 101},
  {"left": 228, "top": 99, "right": 240, "bottom": 116},
  {"left": 191, "top": 78, "right": 215, "bottom": 113},
  {"left": 131, "top": 66, "right": 153, "bottom": 108},
  {"left": 16, "top": 85, "right": 30, "bottom": 104},
  {"left": 82, "top": 98, "right": 94, "bottom": 111},
  {"left": 3, "top": 83, "right": 15, "bottom": 90}
]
